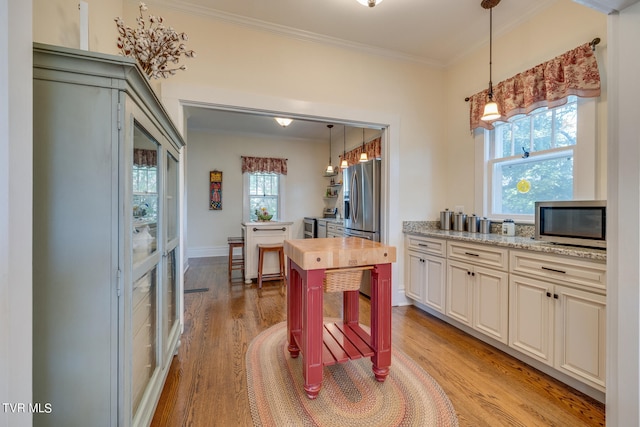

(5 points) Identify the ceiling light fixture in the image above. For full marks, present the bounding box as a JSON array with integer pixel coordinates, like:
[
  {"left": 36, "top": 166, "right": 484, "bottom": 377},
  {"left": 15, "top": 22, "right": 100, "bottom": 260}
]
[
  {"left": 326, "top": 124, "right": 335, "bottom": 174},
  {"left": 480, "top": 0, "right": 501, "bottom": 122},
  {"left": 356, "top": 0, "right": 384, "bottom": 7},
  {"left": 274, "top": 117, "right": 293, "bottom": 127},
  {"left": 340, "top": 125, "right": 349, "bottom": 169},
  {"left": 359, "top": 128, "right": 368, "bottom": 163}
]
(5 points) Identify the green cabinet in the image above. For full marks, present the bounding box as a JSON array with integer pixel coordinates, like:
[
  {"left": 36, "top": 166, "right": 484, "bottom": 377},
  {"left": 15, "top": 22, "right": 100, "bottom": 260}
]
[{"left": 33, "top": 43, "right": 184, "bottom": 426}]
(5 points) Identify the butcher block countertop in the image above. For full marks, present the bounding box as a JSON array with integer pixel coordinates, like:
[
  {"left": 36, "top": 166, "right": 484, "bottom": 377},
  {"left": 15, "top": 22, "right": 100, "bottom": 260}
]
[{"left": 284, "top": 237, "right": 396, "bottom": 270}]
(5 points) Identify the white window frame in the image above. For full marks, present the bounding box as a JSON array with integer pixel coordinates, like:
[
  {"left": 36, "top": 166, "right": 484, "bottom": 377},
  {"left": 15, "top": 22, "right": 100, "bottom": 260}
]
[
  {"left": 474, "top": 98, "right": 597, "bottom": 223},
  {"left": 242, "top": 172, "right": 286, "bottom": 222}
]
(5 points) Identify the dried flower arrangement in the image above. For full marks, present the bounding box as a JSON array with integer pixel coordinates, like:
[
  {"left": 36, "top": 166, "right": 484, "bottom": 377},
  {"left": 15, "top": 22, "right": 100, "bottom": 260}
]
[{"left": 115, "top": 2, "right": 195, "bottom": 79}]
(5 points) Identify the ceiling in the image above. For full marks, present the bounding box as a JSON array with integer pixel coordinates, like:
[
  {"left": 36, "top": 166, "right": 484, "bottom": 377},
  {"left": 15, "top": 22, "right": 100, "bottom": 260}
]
[
  {"left": 170, "top": 0, "right": 564, "bottom": 139},
  {"left": 159, "top": 0, "right": 560, "bottom": 66}
]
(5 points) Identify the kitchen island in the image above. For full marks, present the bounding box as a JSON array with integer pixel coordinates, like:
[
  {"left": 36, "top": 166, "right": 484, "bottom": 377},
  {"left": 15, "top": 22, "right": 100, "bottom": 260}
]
[
  {"left": 283, "top": 237, "right": 396, "bottom": 399},
  {"left": 242, "top": 221, "right": 293, "bottom": 284}
]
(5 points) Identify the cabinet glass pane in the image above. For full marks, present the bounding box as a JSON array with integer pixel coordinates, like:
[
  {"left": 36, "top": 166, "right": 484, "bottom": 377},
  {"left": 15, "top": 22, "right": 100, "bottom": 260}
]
[
  {"left": 166, "top": 152, "right": 178, "bottom": 241},
  {"left": 133, "top": 124, "right": 159, "bottom": 266},
  {"left": 132, "top": 267, "right": 157, "bottom": 415},
  {"left": 164, "top": 248, "right": 178, "bottom": 351}
]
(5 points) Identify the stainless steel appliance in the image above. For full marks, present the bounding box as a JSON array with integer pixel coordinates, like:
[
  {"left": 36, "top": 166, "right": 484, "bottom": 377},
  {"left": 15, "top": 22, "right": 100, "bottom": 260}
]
[
  {"left": 344, "top": 159, "right": 381, "bottom": 297},
  {"left": 304, "top": 208, "right": 340, "bottom": 239},
  {"left": 534, "top": 200, "right": 606, "bottom": 248},
  {"left": 303, "top": 217, "right": 316, "bottom": 238},
  {"left": 344, "top": 159, "right": 381, "bottom": 242}
]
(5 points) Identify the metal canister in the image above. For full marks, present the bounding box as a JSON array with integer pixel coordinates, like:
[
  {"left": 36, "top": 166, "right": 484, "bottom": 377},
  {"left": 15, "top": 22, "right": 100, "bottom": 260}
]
[
  {"left": 479, "top": 217, "right": 491, "bottom": 234},
  {"left": 466, "top": 214, "right": 480, "bottom": 233},
  {"left": 453, "top": 212, "right": 467, "bottom": 231},
  {"left": 440, "top": 209, "right": 453, "bottom": 230}
]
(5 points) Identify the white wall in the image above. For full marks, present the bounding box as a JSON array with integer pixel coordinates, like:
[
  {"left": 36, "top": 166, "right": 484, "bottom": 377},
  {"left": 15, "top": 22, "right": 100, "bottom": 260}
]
[
  {"left": 444, "top": 1, "right": 608, "bottom": 213},
  {"left": 606, "top": 3, "right": 640, "bottom": 425},
  {"left": 32, "top": 0, "right": 121, "bottom": 54},
  {"left": 186, "top": 129, "right": 329, "bottom": 257},
  {"left": 1, "top": 1, "right": 32, "bottom": 426}
]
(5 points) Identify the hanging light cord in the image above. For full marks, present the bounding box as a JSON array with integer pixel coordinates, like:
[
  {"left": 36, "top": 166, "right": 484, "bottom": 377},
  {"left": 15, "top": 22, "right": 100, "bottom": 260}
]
[{"left": 487, "top": 6, "right": 494, "bottom": 101}]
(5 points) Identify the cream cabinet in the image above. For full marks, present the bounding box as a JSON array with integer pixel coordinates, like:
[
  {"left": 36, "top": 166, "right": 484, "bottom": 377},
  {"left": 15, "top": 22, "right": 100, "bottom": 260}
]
[
  {"left": 446, "top": 259, "right": 509, "bottom": 344},
  {"left": 33, "top": 44, "right": 184, "bottom": 426},
  {"left": 242, "top": 221, "right": 293, "bottom": 283},
  {"left": 327, "top": 221, "right": 345, "bottom": 238},
  {"left": 445, "top": 241, "right": 509, "bottom": 344},
  {"left": 509, "top": 250, "right": 606, "bottom": 391},
  {"left": 404, "top": 235, "right": 446, "bottom": 313}
]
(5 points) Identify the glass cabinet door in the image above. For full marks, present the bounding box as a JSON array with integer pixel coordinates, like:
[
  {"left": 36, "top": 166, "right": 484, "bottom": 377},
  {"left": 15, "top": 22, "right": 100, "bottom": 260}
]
[
  {"left": 133, "top": 125, "right": 159, "bottom": 267},
  {"left": 163, "top": 152, "right": 179, "bottom": 352},
  {"left": 131, "top": 122, "right": 161, "bottom": 421}
]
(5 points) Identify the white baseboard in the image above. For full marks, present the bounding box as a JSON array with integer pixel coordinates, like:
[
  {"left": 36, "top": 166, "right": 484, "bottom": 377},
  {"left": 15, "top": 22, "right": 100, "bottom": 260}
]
[{"left": 188, "top": 245, "right": 228, "bottom": 258}]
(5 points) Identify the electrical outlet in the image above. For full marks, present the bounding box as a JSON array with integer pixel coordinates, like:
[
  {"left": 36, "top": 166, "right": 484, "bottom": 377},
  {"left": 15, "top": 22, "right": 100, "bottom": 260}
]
[{"left": 454, "top": 205, "right": 464, "bottom": 213}]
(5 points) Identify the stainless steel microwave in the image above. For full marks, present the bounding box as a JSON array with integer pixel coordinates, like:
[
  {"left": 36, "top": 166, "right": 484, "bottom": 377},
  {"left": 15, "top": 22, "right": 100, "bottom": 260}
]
[{"left": 534, "top": 200, "right": 606, "bottom": 248}]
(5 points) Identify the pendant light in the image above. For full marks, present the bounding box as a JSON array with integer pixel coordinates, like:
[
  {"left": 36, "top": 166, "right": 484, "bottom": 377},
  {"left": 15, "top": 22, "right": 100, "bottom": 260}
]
[
  {"left": 359, "top": 128, "right": 368, "bottom": 163},
  {"left": 480, "top": 0, "right": 501, "bottom": 122},
  {"left": 325, "top": 124, "right": 334, "bottom": 174},
  {"left": 356, "top": 0, "right": 384, "bottom": 7},
  {"left": 340, "top": 125, "right": 348, "bottom": 169},
  {"left": 274, "top": 117, "right": 292, "bottom": 127}
]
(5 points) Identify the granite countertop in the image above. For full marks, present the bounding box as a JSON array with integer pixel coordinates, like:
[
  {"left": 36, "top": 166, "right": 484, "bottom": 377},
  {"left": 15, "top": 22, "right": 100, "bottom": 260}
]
[
  {"left": 242, "top": 221, "right": 294, "bottom": 226},
  {"left": 316, "top": 218, "right": 344, "bottom": 224},
  {"left": 403, "top": 221, "right": 606, "bottom": 262}
]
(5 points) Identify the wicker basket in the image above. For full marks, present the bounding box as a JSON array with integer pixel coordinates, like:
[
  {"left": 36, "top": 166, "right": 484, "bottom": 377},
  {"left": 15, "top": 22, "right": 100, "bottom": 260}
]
[{"left": 323, "top": 266, "right": 372, "bottom": 293}]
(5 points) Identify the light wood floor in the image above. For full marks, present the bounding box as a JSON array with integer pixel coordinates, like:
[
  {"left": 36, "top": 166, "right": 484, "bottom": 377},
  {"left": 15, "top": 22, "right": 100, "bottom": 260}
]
[{"left": 151, "top": 256, "right": 605, "bottom": 426}]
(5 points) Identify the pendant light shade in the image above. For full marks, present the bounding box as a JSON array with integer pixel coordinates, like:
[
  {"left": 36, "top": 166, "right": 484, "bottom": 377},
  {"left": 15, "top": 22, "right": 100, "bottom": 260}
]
[
  {"left": 325, "top": 125, "right": 334, "bottom": 174},
  {"left": 340, "top": 125, "right": 348, "bottom": 169},
  {"left": 356, "top": 0, "right": 384, "bottom": 7},
  {"left": 481, "top": 100, "right": 500, "bottom": 121},
  {"left": 480, "top": 0, "right": 501, "bottom": 122},
  {"left": 359, "top": 128, "right": 368, "bottom": 163}
]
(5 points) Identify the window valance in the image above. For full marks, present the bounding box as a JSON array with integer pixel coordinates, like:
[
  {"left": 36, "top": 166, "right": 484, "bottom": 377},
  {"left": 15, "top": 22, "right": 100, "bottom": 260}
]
[
  {"left": 339, "top": 137, "right": 381, "bottom": 168},
  {"left": 241, "top": 156, "right": 288, "bottom": 175},
  {"left": 468, "top": 42, "right": 601, "bottom": 131},
  {"left": 134, "top": 149, "right": 157, "bottom": 167}
]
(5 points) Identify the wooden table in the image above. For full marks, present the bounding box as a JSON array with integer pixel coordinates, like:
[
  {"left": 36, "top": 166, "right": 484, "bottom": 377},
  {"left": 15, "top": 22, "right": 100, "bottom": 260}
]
[{"left": 283, "top": 237, "right": 397, "bottom": 399}]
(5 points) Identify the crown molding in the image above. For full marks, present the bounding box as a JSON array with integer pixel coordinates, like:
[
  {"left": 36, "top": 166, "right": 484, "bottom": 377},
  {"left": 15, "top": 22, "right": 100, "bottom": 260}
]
[
  {"left": 149, "top": 0, "right": 443, "bottom": 67},
  {"left": 573, "top": 0, "right": 640, "bottom": 14}
]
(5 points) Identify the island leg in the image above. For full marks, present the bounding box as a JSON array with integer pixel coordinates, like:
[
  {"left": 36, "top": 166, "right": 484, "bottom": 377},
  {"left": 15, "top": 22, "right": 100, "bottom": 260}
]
[
  {"left": 287, "top": 262, "right": 301, "bottom": 358},
  {"left": 302, "top": 268, "right": 325, "bottom": 399},
  {"left": 370, "top": 263, "right": 392, "bottom": 382}
]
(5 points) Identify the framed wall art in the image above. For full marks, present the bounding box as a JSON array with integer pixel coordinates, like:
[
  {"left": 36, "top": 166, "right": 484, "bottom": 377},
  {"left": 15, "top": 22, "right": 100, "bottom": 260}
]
[{"left": 209, "top": 170, "right": 222, "bottom": 210}]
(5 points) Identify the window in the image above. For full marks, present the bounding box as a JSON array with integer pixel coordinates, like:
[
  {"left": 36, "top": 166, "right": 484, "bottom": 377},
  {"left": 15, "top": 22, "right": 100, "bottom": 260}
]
[
  {"left": 478, "top": 96, "right": 596, "bottom": 222},
  {"left": 246, "top": 172, "right": 281, "bottom": 221}
]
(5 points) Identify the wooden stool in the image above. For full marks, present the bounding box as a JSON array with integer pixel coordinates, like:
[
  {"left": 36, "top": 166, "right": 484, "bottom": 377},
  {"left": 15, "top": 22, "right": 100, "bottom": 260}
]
[
  {"left": 257, "top": 243, "right": 285, "bottom": 291},
  {"left": 228, "top": 237, "right": 245, "bottom": 281}
]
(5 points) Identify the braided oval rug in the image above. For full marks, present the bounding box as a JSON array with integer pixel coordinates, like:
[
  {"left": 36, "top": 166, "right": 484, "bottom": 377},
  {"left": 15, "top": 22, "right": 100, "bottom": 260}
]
[{"left": 246, "top": 321, "right": 459, "bottom": 427}]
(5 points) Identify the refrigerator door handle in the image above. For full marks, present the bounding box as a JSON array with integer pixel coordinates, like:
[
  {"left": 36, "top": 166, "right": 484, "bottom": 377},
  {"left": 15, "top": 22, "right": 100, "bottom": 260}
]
[{"left": 350, "top": 169, "right": 359, "bottom": 223}]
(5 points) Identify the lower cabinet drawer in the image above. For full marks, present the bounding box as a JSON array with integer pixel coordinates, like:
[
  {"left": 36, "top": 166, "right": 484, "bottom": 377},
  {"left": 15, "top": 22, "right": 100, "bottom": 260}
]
[
  {"left": 510, "top": 250, "right": 606, "bottom": 293},
  {"left": 406, "top": 235, "right": 446, "bottom": 257},
  {"left": 447, "top": 241, "right": 508, "bottom": 270}
]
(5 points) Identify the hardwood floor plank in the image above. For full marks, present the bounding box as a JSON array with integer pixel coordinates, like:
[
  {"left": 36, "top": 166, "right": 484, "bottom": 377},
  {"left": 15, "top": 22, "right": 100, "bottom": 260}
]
[{"left": 151, "top": 256, "right": 604, "bottom": 427}]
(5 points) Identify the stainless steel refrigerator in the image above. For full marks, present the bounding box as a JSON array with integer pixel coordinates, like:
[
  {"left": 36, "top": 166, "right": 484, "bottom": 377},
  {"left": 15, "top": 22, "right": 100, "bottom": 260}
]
[{"left": 343, "top": 159, "right": 381, "bottom": 296}]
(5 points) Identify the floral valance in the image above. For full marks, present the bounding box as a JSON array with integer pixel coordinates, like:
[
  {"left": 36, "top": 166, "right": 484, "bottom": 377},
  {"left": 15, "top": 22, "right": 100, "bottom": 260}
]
[
  {"left": 469, "top": 42, "right": 601, "bottom": 131},
  {"left": 339, "top": 137, "right": 381, "bottom": 168},
  {"left": 134, "top": 149, "right": 157, "bottom": 167},
  {"left": 241, "top": 156, "right": 288, "bottom": 175}
]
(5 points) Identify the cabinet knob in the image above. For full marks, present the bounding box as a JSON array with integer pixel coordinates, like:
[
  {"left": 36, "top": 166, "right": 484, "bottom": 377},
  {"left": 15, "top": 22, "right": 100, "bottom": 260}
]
[{"left": 546, "top": 291, "right": 552, "bottom": 298}]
